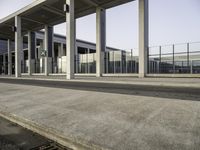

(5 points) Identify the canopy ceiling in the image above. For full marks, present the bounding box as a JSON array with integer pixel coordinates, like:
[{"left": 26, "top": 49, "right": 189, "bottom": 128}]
[{"left": 0, "top": 0, "right": 134, "bottom": 40}]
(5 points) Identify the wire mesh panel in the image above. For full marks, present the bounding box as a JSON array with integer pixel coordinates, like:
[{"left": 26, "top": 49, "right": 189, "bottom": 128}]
[
  {"left": 88, "top": 53, "right": 96, "bottom": 73},
  {"left": 190, "top": 42, "right": 200, "bottom": 52},
  {"left": 148, "top": 46, "right": 160, "bottom": 73},
  {"left": 0, "top": 55, "right": 7, "bottom": 75},
  {"left": 79, "top": 54, "right": 87, "bottom": 73},
  {"left": 0, "top": 62, "right": 3, "bottom": 75},
  {"left": 114, "top": 51, "right": 122, "bottom": 73},
  {"left": 104, "top": 50, "right": 138, "bottom": 74},
  {"left": 75, "top": 53, "right": 96, "bottom": 74},
  {"left": 51, "top": 57, "right": 66, "bottom": 74},
  {"left": 148, "top": 42, "right": 200, "bottom": 74},
  {"left": 34, "top": 58, "right": 45, "bottom": 73},
  {"left": 21, "top": 60, "right": 28, "bottom": 73},
  {"left": 192, "top": 60, "right": 200, "bottom": 74},
  {"left": 108, "top": 51, "right": 115, "bottom": 73},
  {"left": 125, "top": 51, "right": 138, "bottom": 73},
  {"left": 174, "top": 43, "right": 190, "bottom": 73}
]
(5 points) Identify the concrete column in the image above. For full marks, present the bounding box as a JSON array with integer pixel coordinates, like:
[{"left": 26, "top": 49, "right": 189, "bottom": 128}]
[
  {"left": 15, "top": 16, "right": 22, "bottom": 78},
  {"left": 139, "top": 0, "right": 149, "bottom": 78},
  {"left": 39, "top": 41, "right": 43, "bottom": 73},
  {"left": 39, "top": 41, "right": 43, "bottom": 59},
  {"left": 58, "top": 43, "right": 64, "bottom": 73},
  {"left": 7, "top": 39, "right": 12, "bottom": 75},
  {"left": 3, "top": 54, "right": 6, "bottom": 74},
  {"left": 66, "top": 0, "right": 75, "bottom": 79},
  {"left": 21, "top": 37, "right": 24, "bottom": 73},
  {"left": 96, "top": 8, "right": 106, "bottom": 77},
  {"left": 74, "top": 20, "right": 77, "bottom": 74},
  {"left": 58, "top": 43, "right": 64, "bottom": 58},
  {"left": 28, "top": 31, "right": 36, "bottom": 75},
  {"left": 44, "top": 25, "right": 53, "bottom": 76}
]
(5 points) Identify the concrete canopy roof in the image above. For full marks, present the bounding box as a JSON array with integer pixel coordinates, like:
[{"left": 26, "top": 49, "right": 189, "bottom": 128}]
[{"left": 0, "top": 0, "right": 134, "bottom": 40}]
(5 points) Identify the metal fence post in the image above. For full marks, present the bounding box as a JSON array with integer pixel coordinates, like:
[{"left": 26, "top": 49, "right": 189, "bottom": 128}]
[
  {"left": 113, "top": 51, "right": 115, "bottom": 74},
  {"left": 187, "top": 43, "right": 190, "bottom": 73},
  {"left": 131, "top": 49, "right": 133, "bottom": 73},
  {"left": 172, "top": 44, "right": 175, "bottom": 73},
  {"left": 159, "top": 46, "right": 162, "bottom": 74},
  {"left": 190, "top": 60, "right": 193, "bottom": 74}
]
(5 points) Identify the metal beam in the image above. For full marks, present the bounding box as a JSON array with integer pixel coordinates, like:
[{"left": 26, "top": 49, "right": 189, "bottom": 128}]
[
  {"left": 0, "top": 32, "right": 13, "bottom": 39},
  {"left": 99, "top": 0, "right": 133, "bottom": 9},
  {"left": 42, "top": 5, "right": 66, "bottom": 17},
  {"left": 1, "top": 23, "right": 31, "bottom": 36},
  {"left": 81, "top": 0, "right": 99, "bottom": 7},
  {"left": 22, "top": 17, "right": 45, "bottom": 25}
]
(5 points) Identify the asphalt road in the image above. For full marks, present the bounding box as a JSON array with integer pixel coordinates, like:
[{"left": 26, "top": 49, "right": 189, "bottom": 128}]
[{"left": 0, "top": 78, "right": 199, "bottom": 101}]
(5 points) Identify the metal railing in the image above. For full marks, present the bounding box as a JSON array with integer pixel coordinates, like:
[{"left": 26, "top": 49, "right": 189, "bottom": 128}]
[
  {"left": 50, "top": 50, "right": 139, "bottom": 74},
  {"left": 0, "top": 62, "right": 14, "bottom": 75},
  {"left": 104, "top": 51, "right": 138, "bottom": 74},
  {"left": 148, "top": 42, "right": 200, "bottom": 74},
  {"left": 1, "top": 42, "right": 200, "bottom": 76}
]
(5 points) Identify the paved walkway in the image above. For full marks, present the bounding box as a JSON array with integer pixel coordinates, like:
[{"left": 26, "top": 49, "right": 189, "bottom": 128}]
[{"left": 0, "top": 82, "right": 199, "bottom": 150}]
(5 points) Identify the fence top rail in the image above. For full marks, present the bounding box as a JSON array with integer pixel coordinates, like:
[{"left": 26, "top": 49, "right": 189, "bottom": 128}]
[
  {"left": 149, "top": 50, "right": 200, "bottom": 57},
  {"left": 149, "top": 41, "right": 200, "bottom": 49}
]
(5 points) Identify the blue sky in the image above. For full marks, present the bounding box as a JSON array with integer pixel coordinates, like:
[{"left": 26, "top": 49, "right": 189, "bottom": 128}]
[{"left": 0, "top": 0, "right": 200, "bottom": 52}]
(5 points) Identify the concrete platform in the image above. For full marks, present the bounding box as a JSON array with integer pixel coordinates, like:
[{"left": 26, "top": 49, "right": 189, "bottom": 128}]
[{"left": 0, "top": 82, "right": 200, "bottom": 150}]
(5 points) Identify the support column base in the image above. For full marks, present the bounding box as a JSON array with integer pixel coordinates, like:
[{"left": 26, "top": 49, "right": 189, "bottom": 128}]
[
  {"left": 15, "top": 74, "right": 21, "bottom": 78},
  {"left": 139, "top": 73, "right": 146, "bottom": 78},
  {"left": 66, "top": 74, "right": 74, "bottom": 80},
  {"left": 28, "top": 59, "right": 36, "bottom": 76},
  {"left": 43, "top": 57, "right": 53, "bottom": 76},
  {"left": 96, "top": 73, "right": 103, "bottom": 77}
]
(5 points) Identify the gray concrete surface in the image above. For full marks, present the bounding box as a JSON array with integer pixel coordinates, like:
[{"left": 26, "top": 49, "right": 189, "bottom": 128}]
[
  {"left": 1, "top": 75, "right": 200, "bottom": 88},
  {"left": 0, "top": 82, "right": 200, "bottom": 150},
  {"left": 0, "top": 78, "right": 199, "bottom": 101},
  {"left": 0, "top": 116, "right": 49, "bottom": 150},
  {"left": 0, "top": 116, "right": 71, "bottom": 150}
]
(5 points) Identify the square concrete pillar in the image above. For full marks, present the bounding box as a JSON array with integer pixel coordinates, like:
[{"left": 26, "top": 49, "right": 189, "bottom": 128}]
[
  {"left": 28, "top": 31, "right": 36, "bottom": 75},
  {"left": 3, "top": 53, "right": 6, "bottom": 75},
  {"left": 21, "top": 37, "right": 25, "bottom": 74},
  {"left": 139, "top": 0, "right": 149, "bottom": 78},
  {"left": 58, "top": 43, "right": 64, "bottom": 58},
  {"left": 96, "top": 8, "right": 106, "bottom": 77},
  {"left": 66, "top": 0, "right": 75, "bottom": 79},
  {"left": 44, "top": 25, "right": 54, "bottom": 76},
  {"left": 15, "top": 16, "right": 22, "bottom": 78},
  {"left": 7, "top": 39, "right": 12, "bottom": 75},
  {"left": 38, "top": 41, "right": 43, "bottom": 60}
]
